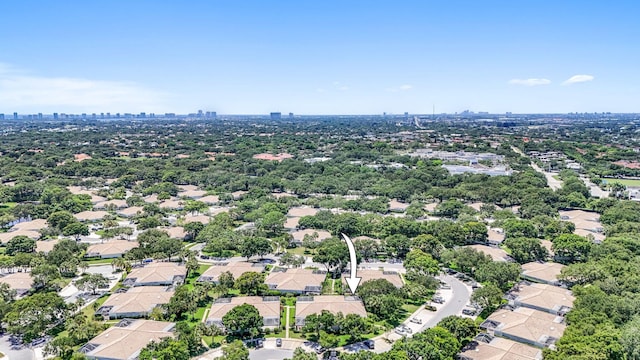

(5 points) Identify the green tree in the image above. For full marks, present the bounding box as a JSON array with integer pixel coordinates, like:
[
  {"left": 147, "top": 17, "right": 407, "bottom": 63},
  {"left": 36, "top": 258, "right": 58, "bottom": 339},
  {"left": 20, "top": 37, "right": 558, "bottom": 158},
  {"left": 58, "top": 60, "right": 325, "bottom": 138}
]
[
  {"left": 475, "top": 261, "right": 521, "bottom": 291},
  {"left": 218, "top": 340, "right": 249, "bottom": 360},
  {"left": 552, "top": 233, "right": 592, "bottom": 264},
  {"left": 47, "top": 210, "right": 76, "bottom": 230},
  {"left": 437, "top": 316, "right": 478, "bottom": 342},
  {"left": 139, "top": 338, "right": 191, "bottom": 360},
  {"left": 5, "top": 235, "right": 36, "bottom": 255},
  {"left": 222, "top": 304, "right": 263, "bottom": 338},
  {"left": 403, "top": 249, "right": 440, "bottom": 275},
  {"left": 74, "top": 273, "right": 109, "bottom": 295},
  {"left": 5, "top": 292, "right": 69, "bottom": 342},
  {"left": 234, "top": 271, "right": 267, "bottom": 295},
  {"left": 471, "top": 283, "right": 504, "bottom": 312}
]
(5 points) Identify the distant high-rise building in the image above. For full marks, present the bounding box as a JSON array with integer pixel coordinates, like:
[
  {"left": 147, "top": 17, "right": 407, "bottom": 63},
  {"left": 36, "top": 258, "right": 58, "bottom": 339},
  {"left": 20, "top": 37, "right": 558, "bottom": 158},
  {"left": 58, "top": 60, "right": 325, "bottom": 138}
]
[
  {"left": 13, "top": 112, "right": 18, "bottom": 120},
  {"left": 0, "top": 114, "right": 4, "bottom": 120},
  {"left": 383, "top": 112, "right": 387, "bottom": 118},
  {"left": 404, "top": 112, "right": 409, "bottom": 120},
  {"left": 270, "top": 112, "right": 281, "bottom": 120},
  {"left": 38, "top": 113, "right": 43, "bottom": 120},
  {"left": 139, "top": 112, "right": 146, "bottom": 118},
  {"left": 197, "top": 110, "right": 204, "bottom": 118},
  {"left": 53, "top": 112, "right": 58, "bottom": 120},
  {"left": 289, "top": 112, "right": 294, "bottom": 119}
]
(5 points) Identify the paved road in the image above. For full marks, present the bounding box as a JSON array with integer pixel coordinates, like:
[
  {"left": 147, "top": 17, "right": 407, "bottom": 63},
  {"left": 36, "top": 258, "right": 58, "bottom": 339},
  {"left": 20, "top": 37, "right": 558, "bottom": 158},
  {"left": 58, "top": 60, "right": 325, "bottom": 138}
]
[
  {"left": 249, "top": 349, "right": 294, "bottom": 360},
  {"left": 581, "top": 176, "right": 610, "bottom": 199},
  {"left": 531, "top": 163, "right": 563, "bottom": 190},
  {"left": 0, "top": 336, "right": 35, "bottom": 360}
]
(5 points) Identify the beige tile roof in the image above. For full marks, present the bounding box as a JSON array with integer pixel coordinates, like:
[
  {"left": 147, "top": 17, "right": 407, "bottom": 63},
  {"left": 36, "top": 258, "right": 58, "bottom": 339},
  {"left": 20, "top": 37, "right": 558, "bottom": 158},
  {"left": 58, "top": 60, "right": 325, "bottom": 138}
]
[
  {"left": 424, "top": 203, "right": 438, "bottom": 212},
  {"left": 521, "top": 262, "right": 565, "bottom": 285},
  {"left": 12, "top": 219, "right": 48, "bottom": 231},
  {"left": 82, "top": 319, "right": 175, "bottom": 360},
  {"left": 86, "top": 240, "right": 138, "bottom": 258},
  {"left": 125, "top": 262, "right": 187, "bottom": 286},
  {"left": 117, "top": 206, "right": 144, "bottom": 217},
  {"left": 0, "top": 272, "right": 33, "bottom": 293},
  {"left": 164, "top": 226, "right": 186, "bottom": 239},
  {"left": 295, "top": 296, "right": 367, "bottom": 320},
  {"left": 178, "top": 185, "right": 198, "bottom": 192},
  {"left": 388, "top": 199, "right": 409, "bottom": 211},
  {"left": 159, "top": 199, "right": 184, "bottom": 210},
  {"left": 199, "top": 195, "right": 220, "bottom": 204},
  {"left": 207, "top": 296, "right": 280, "bottom": 323},
  {"left": 36, "top": 239, "right": 59, "bottom": 254},
  {"left": 99, "top": 287, "right": 175, "bottom": 316},
  {"left": 74, "top": 210, "right": 109, "bottom": 222},
  {"left": 184, "top": 214, "right": 210, "bottom": 224},
  {"left": 287, "top": 207, "right": 319, "bottom": 217},
  {"left": 558, "top": 209, "right": 605, "bottom": 241},
  {"left": 510, "top": 283, "right": 574, "bottom": 313},
  {"left": 231, "top": 191, "right": 247, "bottom": 199},
  {"left": 467, "top": 202, "right": 485, "bottom": 212},
  {"left": 483, "top": 307, "right": 566, "bottom": 346},
  {"left": 284, "top": 217, "right": 300, "bottom": 229},
  {"left": 345, "top": 270, "right": 403, "bottom": 288},
  {"left": 466, "top": 245, "right": 510, "bottom": 262},
  {"left": 143, "top": 194, "right": 160, "bottom": 203},
  {"left": 0, "top": 230, "right": 41, "bottom": 244},
  {"left": 265, "top": 268, "right": 325, "bottom": 292},
  {"left": 95, "top": 199, "right": 128, "bottom": 209},
  {"left": 178, "top": 189, "right": 207, "bottom": 199},
  {"left": 291, "top": 229, "right": 332, "bottom": 242},
  {"left": 459, "top": 337, "right": 543, "bottom": 360},
  {"left": 199, "top": 262, "right": 265, "bottom": 283},
  {"left": 487, "top": 228, "right": 505, "bottom": 244}
]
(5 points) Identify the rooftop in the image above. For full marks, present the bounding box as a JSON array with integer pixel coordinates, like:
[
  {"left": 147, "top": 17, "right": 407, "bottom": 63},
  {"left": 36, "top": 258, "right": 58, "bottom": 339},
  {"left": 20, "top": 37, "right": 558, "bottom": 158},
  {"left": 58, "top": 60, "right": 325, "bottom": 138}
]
[
  {"left": 465, "top": 245, "right": 511, "bottom": 262},
  {"left": 198, "top": 262, "right": 265, "bottom": 283},
  {"left": 86, "top": 240, "right": 138, "bottom": 258},
  {"left": 291, "top": 229, "right": 332, "bottom": 243},
  {"left": 287, "top": 206, "right": 319, "bottom": 217},
  {"left": 344, "top": 270, "right": 403, "bottom": 288},
  {"left": 124, "top": 262, "right": 186, "bottom": 286},
  {"left": 459, "top": 336, "right": 543, "bottom": 360},
  {"left": 0, "top": 272, "right": 33, "bottom": 293},
  {"left": 265, "top": 268, "right": 325, "bottom": 293},
  {"left": 509, "top": 283, "right": 574, "bottom": 314},
  {"left": 74, "top": 210, "right": 109, "bottom": 222},
  {"left": 295, "top": 296, "right": 367, "bottom": 324},
  {"left": 481, "top": 307, "right": 566, "bottom": 347},
  {"left": 98, "top": 286, "right": 175, "bottom": 316},
  {"left": 521, "top": 262, "right": 565, "bottom": 285},
  {"left": 207, "top": 296, "right": 281, "bottom": 325},
  {"left": 80, "top": 319, "right": 175, "bottom": 360}
]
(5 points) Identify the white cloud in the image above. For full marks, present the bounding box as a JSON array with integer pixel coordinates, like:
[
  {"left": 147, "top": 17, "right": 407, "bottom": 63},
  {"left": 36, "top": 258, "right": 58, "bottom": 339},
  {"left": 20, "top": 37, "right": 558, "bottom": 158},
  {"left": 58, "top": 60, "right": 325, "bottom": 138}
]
[
  {"left": 508, "top": 78, "right": 552, "bottom": 86},
  {"left": 387, "top": 84, "right": 414, "bottom": 92},
  {"left": 562, "top": 74, "right": 594, "bottom": 85},
  {"left": 0, "top": 63, "right": 170, "bottom": 112}
]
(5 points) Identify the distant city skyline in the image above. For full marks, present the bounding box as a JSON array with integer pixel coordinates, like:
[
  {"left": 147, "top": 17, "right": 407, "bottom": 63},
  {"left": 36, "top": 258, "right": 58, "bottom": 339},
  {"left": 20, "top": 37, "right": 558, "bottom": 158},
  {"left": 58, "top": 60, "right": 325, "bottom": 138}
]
[{"left": 1, "top": 1, "right": 639, "bottom": 114}]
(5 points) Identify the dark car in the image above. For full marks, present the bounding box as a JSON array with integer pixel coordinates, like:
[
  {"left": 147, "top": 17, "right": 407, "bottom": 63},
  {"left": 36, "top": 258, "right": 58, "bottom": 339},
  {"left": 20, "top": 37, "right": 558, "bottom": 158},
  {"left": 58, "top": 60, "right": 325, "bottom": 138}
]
[
  {"left": 276, "top": 338, "right": 282, "bottom": 347},
  {"left": 364, "top": 340, "right": 375, "bottom": 349}
]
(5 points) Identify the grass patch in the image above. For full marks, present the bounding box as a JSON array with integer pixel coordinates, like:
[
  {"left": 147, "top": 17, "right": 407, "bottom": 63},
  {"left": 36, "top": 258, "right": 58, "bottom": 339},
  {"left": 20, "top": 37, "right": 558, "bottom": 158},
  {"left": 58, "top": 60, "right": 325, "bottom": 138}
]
[
  {"left": 286, "top": 247, "right": 308, "bottom": 256},
  {"left": 83, "top": 294, "right": 109, "bottom": 319},
  {"left": 602, "top": 178, "right": 640, "bottom": 187},
  {"left": 85, "top": 257, "right": 116, "bottom": 265}
]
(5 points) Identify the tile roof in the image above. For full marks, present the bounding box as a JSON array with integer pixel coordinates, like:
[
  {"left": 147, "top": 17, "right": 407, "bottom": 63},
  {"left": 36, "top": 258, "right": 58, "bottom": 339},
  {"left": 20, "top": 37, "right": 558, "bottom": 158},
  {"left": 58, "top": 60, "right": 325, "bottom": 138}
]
[
  {"left": 206, "top": 296, "right": 280, "bottom": 324},
  {"left": 86, "top": 240, "right": 138, "bottom": 258},
  {"left": 98, "top": 286, "right": 175, "bottom": 317},
  {"left": 265, "top": 268, "right": 325, "bottom": 293},
  {"left": 295, "top": 296, "right": 367, "bottom": 324},
  {"left": 124, "top": 262, "right": 186, "bottom": 286},
  {"left": 198, "top": 262, "right": 265, "bottom": 283}
]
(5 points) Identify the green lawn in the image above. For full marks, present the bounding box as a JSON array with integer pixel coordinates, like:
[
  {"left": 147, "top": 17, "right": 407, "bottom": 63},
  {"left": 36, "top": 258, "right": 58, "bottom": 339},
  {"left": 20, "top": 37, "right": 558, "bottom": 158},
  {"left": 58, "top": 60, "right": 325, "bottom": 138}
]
[
  {"left": 83, "top": 294, "right": 109, "bottom": 319},
  {"left": 85, "top": 257, "right": 116, "bottom": 265},
  {"left": 286, "top": 246, "right": 309, "bottom": 256},
  {"left": 602, "top": 178, "right": 640, "bottom": 187}
]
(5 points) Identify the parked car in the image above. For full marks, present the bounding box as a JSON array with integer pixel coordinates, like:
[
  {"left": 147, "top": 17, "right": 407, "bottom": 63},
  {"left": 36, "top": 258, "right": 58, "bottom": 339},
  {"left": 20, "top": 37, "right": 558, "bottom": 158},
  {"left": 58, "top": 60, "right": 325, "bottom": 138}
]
[
  {"left": 410, "top": 317, "right": 422, "bottom": 324},
  {"left": 462, "top": 308, "right": 476, "bottom": 316},
  {"left": 432, "top": 296, "right": 445, "bottom": 304},
  {"left": 276, "top": 338, "right": 282, "bottom": 347},
  {"left": 364, "top": 340, "right": 375, "bottom": 349}
]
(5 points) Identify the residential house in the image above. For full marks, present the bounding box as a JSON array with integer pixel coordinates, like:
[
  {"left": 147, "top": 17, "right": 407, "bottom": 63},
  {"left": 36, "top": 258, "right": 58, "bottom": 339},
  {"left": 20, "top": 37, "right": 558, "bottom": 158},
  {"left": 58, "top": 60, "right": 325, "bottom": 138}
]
[
  {"left": 458, "top": 335, "right": 543, "bottom": 360},
  {"left": 74, "top": 210, "right": 109, "bottom": 222},
  {"left": 291, "top": 229, "right": 332, "bottom": 244},
  {"left": 344, "top": 269, "right": 403, "bottom": 288},
  {"left": 507, "top": 282, "right": 574, "bottom": 316},
  {"left": 117, "top": 206, "right": 144, "bottom": 218},
  {"left": 465, "top": 245, "right": 511, "bottom": 262},
  {"left": 265, "top": 268, "right": 325, "bottom": 294},
  {"left": 295, "top": 296, "right": 367, "bottom": 329},
  {"left": 86, "top": 240, "right": 138, "bottom": 259},
  {"left": 80, "top": 319, "right": 175, "bottom": 360},
  {"left": 96, "top": 287, "right": 175, "bottom": 319},
  {"left": 198, "top": 262, "right": 265, "bottom": 284},
  {"left": 206, "top": 296, "right": 281, "bottom": 329},
  {"left": 123, "top": 262, "right": 186, "bottom": 287},
  {"left": 94, "top": 199, "right": 128, "bottom": 210},
  {"left": 0, "top": 272, "right": 33, "bottom": 296},
  {"left": 0, "top": 229, "right": 41, "bottom": 244},
  {"left": 521, "top": 262, "right": 566, "bottom": 287},
  {"left": 479, "top": 307, "right": 566, "bottom": 348}
]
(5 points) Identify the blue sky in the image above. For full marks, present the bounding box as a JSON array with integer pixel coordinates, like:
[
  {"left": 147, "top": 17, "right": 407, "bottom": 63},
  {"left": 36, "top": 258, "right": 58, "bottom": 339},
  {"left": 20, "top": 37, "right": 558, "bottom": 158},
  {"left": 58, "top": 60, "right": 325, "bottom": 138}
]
[{"left": 1, "top": 1, "right": 639, "bottom": 114}]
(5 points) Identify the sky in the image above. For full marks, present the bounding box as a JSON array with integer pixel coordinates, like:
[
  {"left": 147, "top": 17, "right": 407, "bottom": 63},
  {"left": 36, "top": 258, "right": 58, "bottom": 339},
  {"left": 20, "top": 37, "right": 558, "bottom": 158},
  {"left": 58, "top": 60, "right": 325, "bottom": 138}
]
[{"left": 1, "top": 0, "right": 639, "bottom": 115}]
